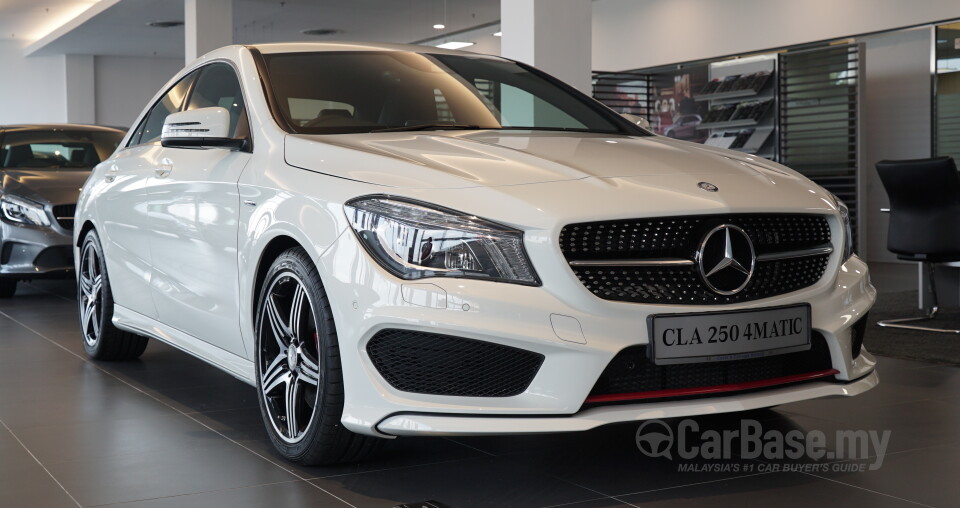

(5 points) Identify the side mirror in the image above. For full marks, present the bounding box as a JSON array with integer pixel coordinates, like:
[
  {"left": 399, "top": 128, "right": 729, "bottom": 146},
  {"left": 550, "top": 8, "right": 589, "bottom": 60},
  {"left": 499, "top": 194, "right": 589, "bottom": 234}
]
[
  {"left": 161, "top": 107, "right": 246, "bottom": 150},
  {"left": 620, "top": 113, "right": 651, "bottom": 131}
]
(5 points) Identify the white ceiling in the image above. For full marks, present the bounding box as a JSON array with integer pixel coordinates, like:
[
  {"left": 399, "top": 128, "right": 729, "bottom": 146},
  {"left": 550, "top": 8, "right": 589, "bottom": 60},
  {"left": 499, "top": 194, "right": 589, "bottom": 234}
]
[
  {"left": 0, "top": 0, "right": 99, "bottom": 42},
  {"left": 15, "top": 0, "right": 500, "bottom": 58}
]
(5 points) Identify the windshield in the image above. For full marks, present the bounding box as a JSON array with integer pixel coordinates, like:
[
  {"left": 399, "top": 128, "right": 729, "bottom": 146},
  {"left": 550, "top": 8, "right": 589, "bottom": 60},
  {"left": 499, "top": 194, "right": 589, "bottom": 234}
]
[
  {"left": 0, "top": 130, "right": 123, "bottom": 169},
  {"left": 260, "top": 51, "right": 639, "bottom": 135}
]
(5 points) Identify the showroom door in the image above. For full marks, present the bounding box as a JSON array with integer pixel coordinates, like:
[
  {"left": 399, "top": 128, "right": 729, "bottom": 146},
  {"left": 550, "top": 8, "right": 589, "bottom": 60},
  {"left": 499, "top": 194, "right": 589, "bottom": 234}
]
[
  {"left": 144, "top": 63, "right": 251, "bottom": 356},
  {"left": 98, "top": 73, "right": 198, "bottom": 319}
]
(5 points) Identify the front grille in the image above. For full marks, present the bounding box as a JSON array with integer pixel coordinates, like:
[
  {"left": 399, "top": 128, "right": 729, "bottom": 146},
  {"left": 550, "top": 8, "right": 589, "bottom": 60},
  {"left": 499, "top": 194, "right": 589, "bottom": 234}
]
[
  {"left": 584, "top": 332, "right": 834, "bottom": 408},
  {"left": 560, "top": 214, "right": 832, "bottom": 304},
  {"left": 366, "top": 329, "right": 544, "bottom": 397},
  {"left": 52, "top": 204, "right": 76, "bottom": 230}
]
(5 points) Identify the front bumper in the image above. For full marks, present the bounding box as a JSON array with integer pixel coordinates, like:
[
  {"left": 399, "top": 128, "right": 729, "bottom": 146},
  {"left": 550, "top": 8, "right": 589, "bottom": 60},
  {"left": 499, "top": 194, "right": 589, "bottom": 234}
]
[
  {"left": 318, "top": 228, "right": 877, "bottom": 437},
  {"left": 0, "top": 220, "right": 74, "bottom": 278},
  {"left": 378, "top": 371, "right": 879, "bottom": 436}
]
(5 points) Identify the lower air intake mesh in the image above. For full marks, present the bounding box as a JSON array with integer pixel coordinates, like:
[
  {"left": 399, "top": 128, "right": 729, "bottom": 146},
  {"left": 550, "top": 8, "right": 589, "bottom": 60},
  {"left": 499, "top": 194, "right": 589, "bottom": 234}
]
[{"left": 366, "top": 329, "right": 545, "bottom": 397}]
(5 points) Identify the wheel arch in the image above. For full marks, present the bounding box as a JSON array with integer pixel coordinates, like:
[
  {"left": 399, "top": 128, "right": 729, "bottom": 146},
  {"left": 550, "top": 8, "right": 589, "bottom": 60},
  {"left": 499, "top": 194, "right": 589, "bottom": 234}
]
[
  {"left": 252, "top": 234, "right": 308, "bottom": 321},
  {"left": 76, "top": 220, "right": 96, "bottom": 247}
]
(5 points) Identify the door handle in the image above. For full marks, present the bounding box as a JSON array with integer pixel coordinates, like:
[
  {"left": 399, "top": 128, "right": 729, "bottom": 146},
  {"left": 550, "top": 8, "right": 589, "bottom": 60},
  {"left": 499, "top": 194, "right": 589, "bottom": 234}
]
[
  {"left": 155, "top": 158, "right": 173, "bottom": 178},
  {"left": 105, "top": 164, "right": 119, "bottom": 182}
]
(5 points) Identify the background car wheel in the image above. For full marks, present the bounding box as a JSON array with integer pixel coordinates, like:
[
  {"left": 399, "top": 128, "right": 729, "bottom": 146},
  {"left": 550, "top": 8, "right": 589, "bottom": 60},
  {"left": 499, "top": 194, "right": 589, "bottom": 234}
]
[
  {"left": 0, "top": 278, "right": 16, "bottom": 298},
  {"left": 78, "top": 230, "right": 148, "bottom": 361},
  {"left": 255, "top": 247, "right": 382, "bottom": 465}
]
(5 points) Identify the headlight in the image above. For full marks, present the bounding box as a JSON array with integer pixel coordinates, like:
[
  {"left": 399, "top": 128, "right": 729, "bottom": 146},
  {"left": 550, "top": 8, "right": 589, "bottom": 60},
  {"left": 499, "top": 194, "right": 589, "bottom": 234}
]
[
  {"left": 0, "top": 195, "right": 50, "bottom": 227},
  {"left": 829, "top": 193, "right": 853, "bottom": 259},
  {"left": 344, "top": 196, "right": 540, "bottom": 285}
]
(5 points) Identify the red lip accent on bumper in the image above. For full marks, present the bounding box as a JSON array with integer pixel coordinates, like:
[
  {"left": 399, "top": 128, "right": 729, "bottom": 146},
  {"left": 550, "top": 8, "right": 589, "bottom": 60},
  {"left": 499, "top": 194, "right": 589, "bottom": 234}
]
[{"left": 584, "top": 369, "right": 840, "bottom": 404}]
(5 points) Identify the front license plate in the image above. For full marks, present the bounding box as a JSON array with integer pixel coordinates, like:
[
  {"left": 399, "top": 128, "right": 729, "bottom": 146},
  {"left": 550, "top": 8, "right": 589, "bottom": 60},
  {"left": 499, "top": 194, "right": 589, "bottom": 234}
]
[{"left": 648, "top": 304, "right": 811, "bottom": 365}]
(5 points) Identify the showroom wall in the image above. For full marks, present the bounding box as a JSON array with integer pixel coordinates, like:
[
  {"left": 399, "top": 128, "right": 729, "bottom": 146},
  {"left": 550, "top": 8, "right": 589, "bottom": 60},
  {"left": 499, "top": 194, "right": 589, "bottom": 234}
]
[
  {"left": 94, "top": 56, "right": 183, "bottom": 128},
  {"left": 592, "top": 0, "right": 960, "bottom": 71},
  {"left": 591, "top": 1, "right": 958, "bottom": 264},
  {"left": 0, "top": 41, "right": 68, "bottom": 124}
]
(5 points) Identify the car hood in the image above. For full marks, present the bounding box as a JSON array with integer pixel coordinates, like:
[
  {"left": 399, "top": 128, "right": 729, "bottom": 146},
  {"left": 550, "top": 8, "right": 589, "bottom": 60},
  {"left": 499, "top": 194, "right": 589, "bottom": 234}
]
[
  {"left": 0, "top": 168, "right": 89, "bottom": 205},
  {"left": 285, "top": 131, "right": 835, "bottom": 217}
]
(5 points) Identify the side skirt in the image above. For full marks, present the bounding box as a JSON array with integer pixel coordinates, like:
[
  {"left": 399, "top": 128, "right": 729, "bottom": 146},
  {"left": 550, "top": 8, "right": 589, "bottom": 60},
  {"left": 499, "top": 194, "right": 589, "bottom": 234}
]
[{"left": 112, "top": 304, "right": 256, "bottom": 386}]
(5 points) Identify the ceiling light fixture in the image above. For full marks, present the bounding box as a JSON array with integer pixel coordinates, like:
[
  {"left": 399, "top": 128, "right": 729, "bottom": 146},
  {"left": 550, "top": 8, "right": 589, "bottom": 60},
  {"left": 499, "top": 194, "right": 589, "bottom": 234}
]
[
  {"left": 433, "top": 0, "right": 447, "bottom": 30},
  {"left": 436, "top": 41, "right": 474, "bottom": 50},
  {"left": 301, "top": 28, "right": 342, "bottom": 36},
  {"left": 493, "top": 32, "right": 502, "bottom": 37},
  {"left": 146, "top": 20, "right": 184, "bottom": 28}
]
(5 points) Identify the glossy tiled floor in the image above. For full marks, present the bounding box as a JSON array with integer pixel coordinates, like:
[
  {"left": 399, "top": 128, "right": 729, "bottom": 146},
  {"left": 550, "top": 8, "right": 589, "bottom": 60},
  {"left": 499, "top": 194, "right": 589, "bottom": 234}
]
[{"left": 1, "top": 280, "right": 958, "bottom": 507}]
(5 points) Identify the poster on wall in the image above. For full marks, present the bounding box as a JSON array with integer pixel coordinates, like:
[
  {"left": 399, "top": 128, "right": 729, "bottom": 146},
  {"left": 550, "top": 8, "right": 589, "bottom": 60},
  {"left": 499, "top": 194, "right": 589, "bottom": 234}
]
[{"left": 650, "top": 66, "right": 709, "bottom": 142}]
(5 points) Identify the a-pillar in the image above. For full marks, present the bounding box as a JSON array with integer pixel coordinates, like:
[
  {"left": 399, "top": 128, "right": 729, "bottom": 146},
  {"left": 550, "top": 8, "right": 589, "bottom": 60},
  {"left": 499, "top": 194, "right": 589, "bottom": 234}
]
[
  {"left": 500, "top": 0, "right": 593, "bottom": 93},
  {"left": 64, "top": 55, "right": 95, "bottom": 124},
  {"left": 185, "top": 0, "right": 233, "bottom": 64}
]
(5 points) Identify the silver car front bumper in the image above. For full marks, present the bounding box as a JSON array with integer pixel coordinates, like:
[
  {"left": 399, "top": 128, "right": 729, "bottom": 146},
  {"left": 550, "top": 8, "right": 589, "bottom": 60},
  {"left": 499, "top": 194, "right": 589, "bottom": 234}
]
[{"left": 0, "top": 219, "right": 74, "bottom": 278}]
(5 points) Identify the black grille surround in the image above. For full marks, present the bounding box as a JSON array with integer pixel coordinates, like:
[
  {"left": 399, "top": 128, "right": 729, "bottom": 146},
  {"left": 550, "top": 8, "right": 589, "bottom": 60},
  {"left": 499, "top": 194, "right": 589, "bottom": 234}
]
[
  {"left": 560, "top": 214, "right": 833, "bottom": 305},
  {"left": 583, "top": 332, "right": 835, "bottom": 409},
  {"left": 366, "top": 329, "right": 545, "bottom": 397},
  {"left": 52, "top": 204, "right": 76, "bottom": 230}
]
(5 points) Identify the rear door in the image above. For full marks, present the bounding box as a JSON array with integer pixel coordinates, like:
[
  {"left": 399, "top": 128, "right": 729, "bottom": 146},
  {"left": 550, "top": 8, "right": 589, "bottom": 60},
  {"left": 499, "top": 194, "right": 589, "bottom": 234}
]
[{"left": 96, "top": 72, "right": 197, "bottom": 318}]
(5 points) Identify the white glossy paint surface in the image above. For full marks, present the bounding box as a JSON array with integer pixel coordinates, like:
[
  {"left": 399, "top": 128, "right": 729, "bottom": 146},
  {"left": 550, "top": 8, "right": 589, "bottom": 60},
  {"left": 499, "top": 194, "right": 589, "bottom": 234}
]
[{"left": 77, "top": 43, "right": 878, "bottom": 437}]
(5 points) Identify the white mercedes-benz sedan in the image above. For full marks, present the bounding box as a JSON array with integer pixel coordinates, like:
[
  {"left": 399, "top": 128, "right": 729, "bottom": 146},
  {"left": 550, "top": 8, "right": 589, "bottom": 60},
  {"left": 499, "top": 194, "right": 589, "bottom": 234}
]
[{"left": 75, "top": 42, "right": 877, "bottom": 465}]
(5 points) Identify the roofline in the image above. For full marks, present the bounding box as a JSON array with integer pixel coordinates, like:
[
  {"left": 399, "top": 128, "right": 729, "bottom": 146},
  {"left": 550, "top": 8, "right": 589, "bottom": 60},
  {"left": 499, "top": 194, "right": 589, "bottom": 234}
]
[
  {"left": 241, "top": 41, "right": 504, "bottom": 59},
  {"left": 0, "top": 124, "right": 126, "bottom": 133}
]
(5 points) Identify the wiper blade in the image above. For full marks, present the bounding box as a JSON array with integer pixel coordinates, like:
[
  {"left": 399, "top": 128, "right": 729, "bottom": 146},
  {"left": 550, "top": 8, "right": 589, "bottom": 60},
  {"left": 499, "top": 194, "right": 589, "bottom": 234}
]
[{"left": 369, "top": 123, "right": 487, "bottom": 133}]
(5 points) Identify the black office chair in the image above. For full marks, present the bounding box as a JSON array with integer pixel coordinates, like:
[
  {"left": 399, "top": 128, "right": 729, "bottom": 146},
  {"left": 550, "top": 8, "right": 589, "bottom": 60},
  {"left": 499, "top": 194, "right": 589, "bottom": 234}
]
[{"left": 876, "top": 156, "right": 960, "bottom": 333}]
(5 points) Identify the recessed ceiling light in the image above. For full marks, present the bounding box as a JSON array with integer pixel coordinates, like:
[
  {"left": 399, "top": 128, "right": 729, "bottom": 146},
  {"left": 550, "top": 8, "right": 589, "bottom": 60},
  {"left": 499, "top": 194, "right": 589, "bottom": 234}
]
[
  {"left": 493, "top": 32, "right": 502, "bottom": 37},
  {"left": 146, "top": 20, "right": 184, "bottom": 28},
  {"left": 436, "top": 41, "right": 474, "bottom": 50},
  {"left": 301, "top": 28, "right": 342, "bottom": 36},
  {"left": 433, "top": 24, "right": 445, "bottom": 30}
]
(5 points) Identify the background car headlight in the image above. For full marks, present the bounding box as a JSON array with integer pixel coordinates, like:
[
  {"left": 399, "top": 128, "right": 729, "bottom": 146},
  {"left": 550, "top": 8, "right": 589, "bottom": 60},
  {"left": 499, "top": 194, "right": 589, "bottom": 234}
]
[
  {"left": 829, "top": 193, "right": 854, "bottom": 260},
  {"left": 344, "top": 196, "right": 540, "bottom": 285},
  {"left": 0, "top": 195, "right": 50, "bottom": 227}
]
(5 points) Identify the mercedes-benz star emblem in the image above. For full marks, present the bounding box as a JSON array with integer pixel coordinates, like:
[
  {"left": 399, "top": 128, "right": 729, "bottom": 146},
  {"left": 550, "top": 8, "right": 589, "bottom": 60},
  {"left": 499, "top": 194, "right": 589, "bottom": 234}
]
[
  {"left": 696, "top": 224, "right": 755, "bottom": 295},
  {"left": 698, "top": 181, "right": 719, "bottom": 192}
]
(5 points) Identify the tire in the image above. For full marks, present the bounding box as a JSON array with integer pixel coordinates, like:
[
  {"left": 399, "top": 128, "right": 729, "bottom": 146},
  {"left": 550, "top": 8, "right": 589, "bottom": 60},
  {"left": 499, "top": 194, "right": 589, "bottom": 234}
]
[
  {"left": 78, "top": 229, "right": 148, "bottom": 361},
  {"left": 254, "top": 247, "right": 382, "bottom": 465},
  {"left": 0, "top": 278, "right": 16, "bottom": 298}
]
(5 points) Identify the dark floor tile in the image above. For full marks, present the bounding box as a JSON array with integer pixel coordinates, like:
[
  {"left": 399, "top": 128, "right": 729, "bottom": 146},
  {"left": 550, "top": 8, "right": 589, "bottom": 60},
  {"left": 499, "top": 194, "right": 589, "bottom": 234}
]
[
  {"left": 0, "top": 463, "right": 79, "bottom": 508},
  {"left": 789, "top": 399, "right": 960, "bottom": 452},
  {"left": 0, "top": 377, "right": 177, "bottom": 429},
  {"left": 310, "top": 456, "right": 601, "bottom": 508},
  {"left": 482, "top": 415, "right": 784, "bottom": 497},
  {"left": 45, "top": 440, "right": 297, "bottom": 506},
  {"left": 617, "top": 472, "right": 918, "bottom": 507},
  {"left": 543, "top": 497, "right": 634, "bottom": 508},
  {"left": 234, "top": 432, "right": 487, "bottom": 480},
  {"left": 11, "top": 411, "right": 228, "bottom": 464},
  {"left": 104, "top": 480, "right": 350, "bottom": 508},
  {"left": 141, "top": 379, "right": 260, "bottom": 414},
  {"left": 0, "top": 424, "right": 35, "bottom": 474},
  {"left": 815, "top": 443, "right": 960, "bottom": 507}
]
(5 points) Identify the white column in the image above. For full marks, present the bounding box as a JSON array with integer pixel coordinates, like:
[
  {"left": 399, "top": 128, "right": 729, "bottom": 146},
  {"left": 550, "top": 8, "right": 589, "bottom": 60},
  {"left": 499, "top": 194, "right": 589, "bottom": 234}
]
[
  {"left": 64, "top": 54, "right": 95, "bottom": 124},
  {"left": 185, "top": 0, "right": 233, "bottom": 64},
  {"left": 500, "top": 0, "right": 592, "bottom": 93}
]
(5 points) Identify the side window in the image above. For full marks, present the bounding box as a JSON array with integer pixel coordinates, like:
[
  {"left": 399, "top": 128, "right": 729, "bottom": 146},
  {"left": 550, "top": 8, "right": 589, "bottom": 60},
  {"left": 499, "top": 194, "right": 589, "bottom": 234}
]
[
  {"left": 130, "top": 72, "right": 197, "bottom": 146},
  {"left": 185, "top": 63, "right": 247, "bottom": 138}
]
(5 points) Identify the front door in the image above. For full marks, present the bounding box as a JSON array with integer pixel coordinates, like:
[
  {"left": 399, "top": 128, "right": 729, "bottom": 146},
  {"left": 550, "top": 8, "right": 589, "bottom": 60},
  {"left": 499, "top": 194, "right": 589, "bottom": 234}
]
[{"left": 145, "top": 63, "right": 251, "bottom": 356}]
